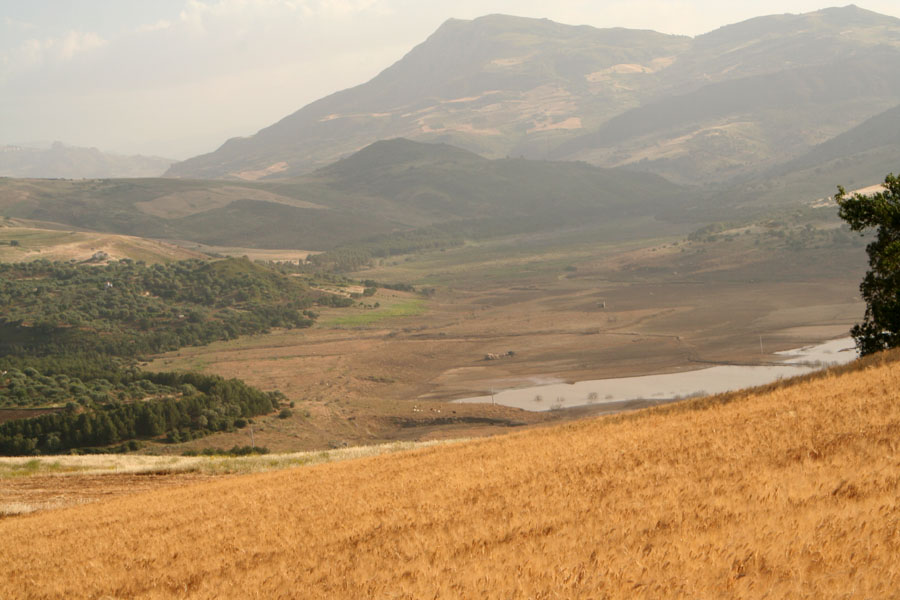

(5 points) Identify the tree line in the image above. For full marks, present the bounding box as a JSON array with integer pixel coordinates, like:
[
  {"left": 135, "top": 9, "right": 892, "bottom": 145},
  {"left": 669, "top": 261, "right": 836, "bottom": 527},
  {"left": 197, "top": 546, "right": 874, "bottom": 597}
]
[{"left": 0, "top": 369, "right": 279, "bottom": 455}]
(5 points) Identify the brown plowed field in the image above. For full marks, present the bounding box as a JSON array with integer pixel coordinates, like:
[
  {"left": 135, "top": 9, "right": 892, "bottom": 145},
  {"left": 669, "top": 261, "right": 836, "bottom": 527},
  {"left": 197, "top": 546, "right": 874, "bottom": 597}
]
[{"left": 2, "top": 351, "right": 898, "bottom": 598}]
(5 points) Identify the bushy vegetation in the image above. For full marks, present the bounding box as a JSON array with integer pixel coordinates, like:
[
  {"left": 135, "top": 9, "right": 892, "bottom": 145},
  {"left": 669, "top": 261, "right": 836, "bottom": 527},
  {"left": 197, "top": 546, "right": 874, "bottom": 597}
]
[
  {"left": 0, "top": 369, "right": 279, "bottom": 455},
  {"left": 836, "top": 173, "right": 900, "bottom": 355},
  {"left": 303, "top": 212, "right": 583, "bottom": 273},
  {"left": 305, "top": 225, "right": 466, "bottom": 272},
  {"left": 0, "top": 257, "right": 348, "bottom": 454},
  {"left": 0, "top": 257, "right": 319, "bottom": 357}
]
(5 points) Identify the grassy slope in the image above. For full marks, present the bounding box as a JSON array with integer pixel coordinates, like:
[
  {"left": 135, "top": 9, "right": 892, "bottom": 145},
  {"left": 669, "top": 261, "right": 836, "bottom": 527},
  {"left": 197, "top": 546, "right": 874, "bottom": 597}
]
[
  {"left": 716, "top": 102, "right": 900, "bottom": 210},
  {"left": 2, "top": 350, "right": 899, "bottom": 598},
  {"left": 0, "top": 142, "right": 689, "bottom": 250},
  {"left": 0, "top": 224, "right": 205, "bottom": 263}
]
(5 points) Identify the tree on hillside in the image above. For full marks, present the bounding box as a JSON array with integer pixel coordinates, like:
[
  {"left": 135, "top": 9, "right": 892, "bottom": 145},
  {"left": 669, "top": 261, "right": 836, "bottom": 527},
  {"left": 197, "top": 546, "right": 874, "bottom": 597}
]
[{"left": 835, "top": 172, "right": 900, "bottom": 355}]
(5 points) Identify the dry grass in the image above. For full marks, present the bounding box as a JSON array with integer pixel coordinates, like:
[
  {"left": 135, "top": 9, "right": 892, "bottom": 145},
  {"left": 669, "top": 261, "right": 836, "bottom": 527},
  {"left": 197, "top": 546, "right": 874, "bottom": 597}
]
[
  {"left": 0, "top": 439, "right": 460, "bottom": 479},
  {"left": 0, "top": 499, "right": 92, "bottom": 517},
  {"left": 0, "top": 441, "right": 463, "bottom": 518},
  {"left": 2, "top": 353, "right": 899, "bottom": 598},
  {"left": 0, "top": 225, "right": 205, "bottom": 263}
]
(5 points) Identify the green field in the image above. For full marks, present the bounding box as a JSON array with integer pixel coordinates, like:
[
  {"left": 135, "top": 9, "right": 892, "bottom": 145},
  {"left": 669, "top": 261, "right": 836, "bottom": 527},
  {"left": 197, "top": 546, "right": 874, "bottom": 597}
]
[{"left": 322, "top": 298, "right": 426, "bottom": 328}]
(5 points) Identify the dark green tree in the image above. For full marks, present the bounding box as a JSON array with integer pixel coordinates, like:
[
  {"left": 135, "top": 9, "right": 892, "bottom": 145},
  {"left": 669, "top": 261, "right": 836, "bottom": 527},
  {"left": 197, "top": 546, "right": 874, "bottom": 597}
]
[{"left": 836, "top": 172, "right": 900, "bottom": 355}]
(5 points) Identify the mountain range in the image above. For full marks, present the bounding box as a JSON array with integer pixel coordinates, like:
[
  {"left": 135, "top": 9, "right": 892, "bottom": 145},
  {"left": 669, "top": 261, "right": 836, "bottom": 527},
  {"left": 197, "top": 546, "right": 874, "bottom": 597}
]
[
  {"left": 0, "top": 142, "right": 174, "bottom": 179},
  {"left": 166, "top": 5, "right": 900, "bottom": 185}
]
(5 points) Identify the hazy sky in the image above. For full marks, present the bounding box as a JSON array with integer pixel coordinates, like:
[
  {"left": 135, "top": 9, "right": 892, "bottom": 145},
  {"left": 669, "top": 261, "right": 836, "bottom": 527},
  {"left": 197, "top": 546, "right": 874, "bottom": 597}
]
[{"left": 3, "top": 0, "right": 899, "bottom": 159}]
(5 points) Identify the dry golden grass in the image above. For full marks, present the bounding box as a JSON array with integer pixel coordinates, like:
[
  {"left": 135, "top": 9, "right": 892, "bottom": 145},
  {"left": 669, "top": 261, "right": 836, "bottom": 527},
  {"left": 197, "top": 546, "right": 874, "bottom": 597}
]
[
  {"left": 0, "top": 225, "right": 205, "bottom": 263},
  {"left": 2, "top": 353, "right": 899, "bottom": 598},
  {"left": 0, "top": 439, "right": 459, "bottom": 480},
  {"left": 0, "top": 441, "right": 462, "bottom": 517}
]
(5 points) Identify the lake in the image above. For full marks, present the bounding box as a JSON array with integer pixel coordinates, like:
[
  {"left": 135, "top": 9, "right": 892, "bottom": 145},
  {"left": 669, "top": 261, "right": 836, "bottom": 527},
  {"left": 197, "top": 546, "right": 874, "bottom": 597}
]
[{"left": 453, "top": 337, "right": 858, "bottom": 412}]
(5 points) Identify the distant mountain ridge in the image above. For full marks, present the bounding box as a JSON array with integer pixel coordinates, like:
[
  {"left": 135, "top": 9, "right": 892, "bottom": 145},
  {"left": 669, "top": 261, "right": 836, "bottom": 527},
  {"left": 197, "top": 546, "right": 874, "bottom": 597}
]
[
  {"left": 718, "top": 101, "right": 900, "bottom": 209},
  {"left": 1, "top": 139, "right": 687, "bottom": 250},
  {"left": 779, "top": 102, "right": 900, "bottom": 173},
  {"left": 1, "top": 142, "right": 174, "bottom": 179},
  {"left": 166, "top": 5, "right": 900, "bottom": 184}
]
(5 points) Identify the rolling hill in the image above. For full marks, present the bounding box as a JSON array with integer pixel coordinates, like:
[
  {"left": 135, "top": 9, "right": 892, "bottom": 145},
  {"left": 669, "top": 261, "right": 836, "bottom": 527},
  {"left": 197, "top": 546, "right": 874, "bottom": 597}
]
[
  {"left": 709, "top": 102, "right": 900, "bottom": 211},
  {"left": 166, "top": 6, "right": 900, "bottom": 185},
  {"left": 777, "top": 101, "right": 900, "bottom": 176},
  {"left": 0, "top": 220, "right": 205, "bottom": 264},
  {"left": 1, "top": 348, "right": 897, "bottom": 597},
  {"left": 0, "top": 139, "right": 689, "bottom": 250}
]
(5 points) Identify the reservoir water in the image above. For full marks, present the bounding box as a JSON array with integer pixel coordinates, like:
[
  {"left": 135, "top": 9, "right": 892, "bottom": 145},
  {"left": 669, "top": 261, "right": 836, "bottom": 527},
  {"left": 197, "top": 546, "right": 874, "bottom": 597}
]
[{"left": 453, "top": 337, "right": 858, "bottom": 412}]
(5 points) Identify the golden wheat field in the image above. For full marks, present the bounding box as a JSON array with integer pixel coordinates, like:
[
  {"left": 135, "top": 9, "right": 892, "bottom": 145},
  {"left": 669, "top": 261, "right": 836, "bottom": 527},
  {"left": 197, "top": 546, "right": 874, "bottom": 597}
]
[{"left": 2, "top": 353, "right": 900, "bottom": 599}]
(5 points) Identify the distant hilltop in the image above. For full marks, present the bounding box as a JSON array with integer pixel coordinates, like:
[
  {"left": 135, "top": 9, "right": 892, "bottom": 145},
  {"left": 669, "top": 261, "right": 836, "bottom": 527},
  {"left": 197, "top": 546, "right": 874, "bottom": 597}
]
[
  {"left": 0, "top": 141, "right": 174, "bottom": 179},
  {"left": 165, "top": 6, "right": 900, "bottom": 185}
]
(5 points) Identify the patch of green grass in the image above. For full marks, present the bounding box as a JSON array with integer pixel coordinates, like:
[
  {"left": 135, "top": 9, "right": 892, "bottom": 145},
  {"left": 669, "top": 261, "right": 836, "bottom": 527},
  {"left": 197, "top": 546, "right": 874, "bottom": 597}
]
[
  {"left": 173, "top": 356, "right": 212, "bottom": 372},
  {"left": 323, "top": 299, "right": 426, "bottom": 328},
  {"left": 0, "top": 458, "right": 70, "bottom": 478}
]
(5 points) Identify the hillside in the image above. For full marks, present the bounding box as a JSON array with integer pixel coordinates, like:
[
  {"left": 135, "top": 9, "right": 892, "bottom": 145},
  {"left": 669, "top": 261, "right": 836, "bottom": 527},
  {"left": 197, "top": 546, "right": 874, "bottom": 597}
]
[
  {"left": 166, "top": 16, "right": 690, "bottom": 180},
  {"left": 0, "top": 140, "right": 688, "bottom": 250},
  {"left": 0, "top": 222, "right": 205, "bottom": 264},
  {"left": 0, "top": 257, "right": 320, "bottom": 360},
  {"left": 709, "top": 102, "right": 900, "bottom": 211},
  {"left": 2, "top": 350, "right": 898, "bottom": 597},
  {"left": 166, "top": 6, "right": 900, "bottom": 184},
  {"left": 775, "top": 101, "right": 900, "bottom": 179},
  {"left": 0, "top": 257, "right": 348, "bottom": 454},
  {"left": 308, "top": 138, "right": 683, "bottom": 220},
  {"left": 0, "top": 142, "right": 173, "bottom": 179}
]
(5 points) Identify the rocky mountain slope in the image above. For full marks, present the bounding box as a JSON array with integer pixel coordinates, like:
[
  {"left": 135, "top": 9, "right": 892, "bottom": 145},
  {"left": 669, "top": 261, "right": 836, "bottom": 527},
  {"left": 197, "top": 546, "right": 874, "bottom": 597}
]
[{"left": 166, "top": 6, "right": 900, "bottom": 184}]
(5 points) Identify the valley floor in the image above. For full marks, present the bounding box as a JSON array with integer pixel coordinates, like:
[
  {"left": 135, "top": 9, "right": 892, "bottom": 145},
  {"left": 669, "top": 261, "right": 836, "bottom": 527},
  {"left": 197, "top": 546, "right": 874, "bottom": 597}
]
[{"left": 146, "top": 225, "right": 865, "bottom": 453}]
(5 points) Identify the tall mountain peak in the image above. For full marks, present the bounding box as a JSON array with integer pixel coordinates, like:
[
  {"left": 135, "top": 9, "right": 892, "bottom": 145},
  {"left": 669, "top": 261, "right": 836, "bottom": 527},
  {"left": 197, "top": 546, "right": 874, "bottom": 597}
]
[{"left": 166, "top": 7, "right": 900, "bottom": 185}]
